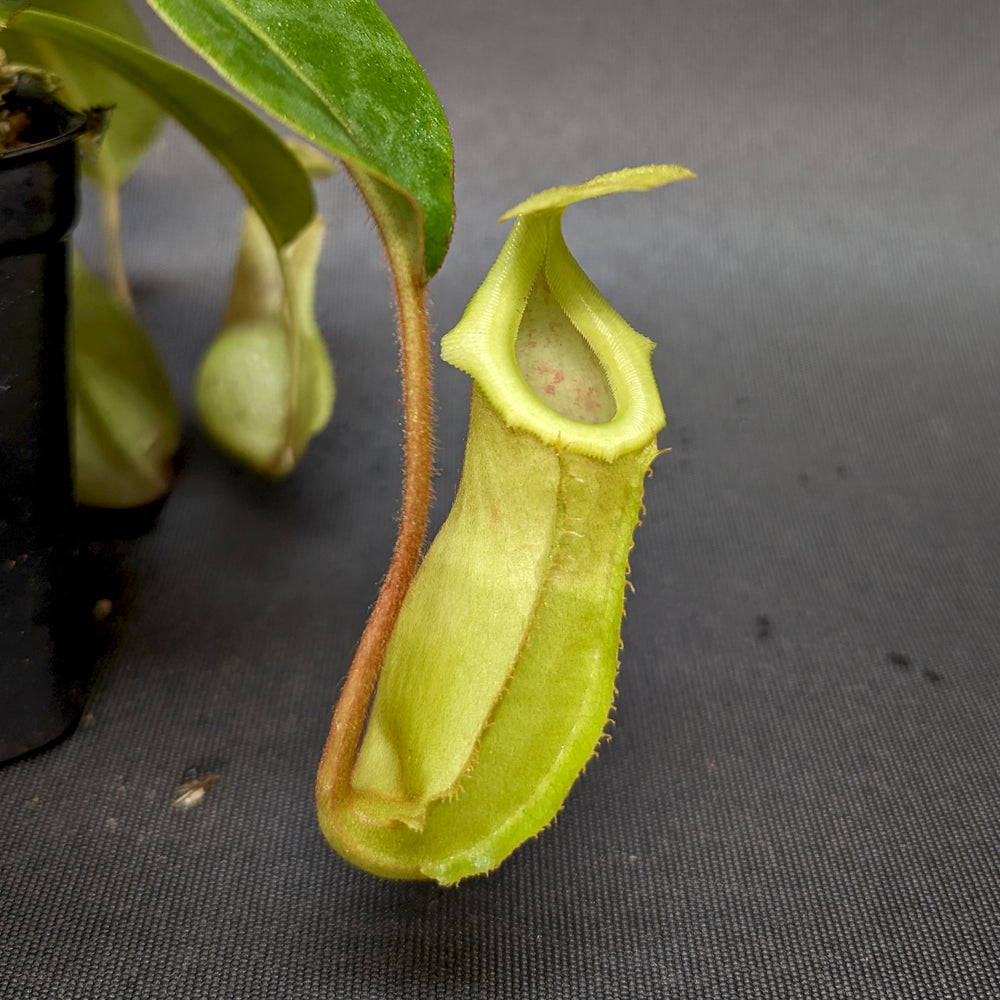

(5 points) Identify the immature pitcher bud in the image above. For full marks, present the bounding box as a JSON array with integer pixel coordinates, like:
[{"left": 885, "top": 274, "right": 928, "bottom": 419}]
[
  {"left": 71, "top": 256, "right": 180, "bottom": 508},
  {"left": 195, "top": 211, "right": 333, "bottom": 477}
]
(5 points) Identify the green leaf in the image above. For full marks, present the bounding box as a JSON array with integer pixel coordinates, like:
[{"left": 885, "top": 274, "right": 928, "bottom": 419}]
[
  {"left": 1, "top": 0, "right": 161, "bottom": 184},
  {"left": 71, "top": 255, "right": 181, "bottom": 508},
  {"left": 143, "top": 0, "right": 454, "bottom": 280},
  {"left": 0, "top": 2, "right": 314, "bottom": 248}
]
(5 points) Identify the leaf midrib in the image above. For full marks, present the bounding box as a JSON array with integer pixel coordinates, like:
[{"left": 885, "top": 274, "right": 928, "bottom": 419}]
[{"left": 180, "top": 0, "right": 375, "bottom": 171}]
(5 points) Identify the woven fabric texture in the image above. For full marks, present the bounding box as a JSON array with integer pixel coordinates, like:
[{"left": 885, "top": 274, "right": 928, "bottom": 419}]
[{"left": 2, "top": 0, "right": 999, "bottom": 996}]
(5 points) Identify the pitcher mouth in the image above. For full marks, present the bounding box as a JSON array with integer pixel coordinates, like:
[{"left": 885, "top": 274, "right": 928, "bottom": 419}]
[{"left": 441, "top": 211, "right": 665, "bottom": 462}]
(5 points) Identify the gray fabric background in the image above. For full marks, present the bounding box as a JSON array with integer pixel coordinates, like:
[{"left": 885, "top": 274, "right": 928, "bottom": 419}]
[{"left": 2, "top": 0, "right": 999, "bottom": 996}]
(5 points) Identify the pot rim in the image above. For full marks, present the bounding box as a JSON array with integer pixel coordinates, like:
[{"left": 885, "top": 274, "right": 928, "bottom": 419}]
[{"left": 0, "top": 110, "right": 89, "bottom": 163}]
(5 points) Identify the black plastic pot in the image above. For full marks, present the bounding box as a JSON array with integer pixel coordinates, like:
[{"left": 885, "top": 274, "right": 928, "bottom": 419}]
[{"left": 1, "top": 79, "right": 89, "bottom": 762}]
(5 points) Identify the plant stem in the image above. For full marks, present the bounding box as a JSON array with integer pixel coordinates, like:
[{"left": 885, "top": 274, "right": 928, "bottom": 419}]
[
  {"left": 277, "top": 249, "right": 302, "bottom": 475},
  {"left": 317, "top": 167, "right": 434, "bottom": 801},
  {"left": 95, "top": 154, "right": 133, "bottom": 311}
]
